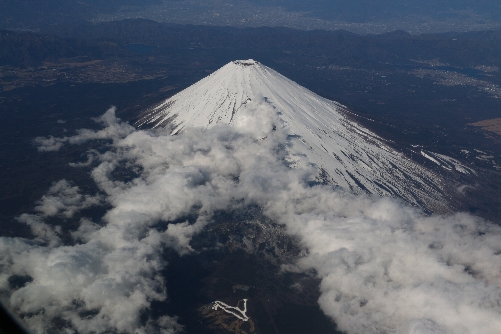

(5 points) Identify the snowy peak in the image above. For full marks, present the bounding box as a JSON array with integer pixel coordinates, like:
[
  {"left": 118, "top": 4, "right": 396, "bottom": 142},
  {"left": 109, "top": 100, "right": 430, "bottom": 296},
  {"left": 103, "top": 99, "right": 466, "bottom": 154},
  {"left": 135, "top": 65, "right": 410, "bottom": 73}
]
[
  {"left": 137, "top": 59, "right": 349, "bottom": 134},
  {"left": 138, "top": 60, "right": 448, "bottom": 212}
]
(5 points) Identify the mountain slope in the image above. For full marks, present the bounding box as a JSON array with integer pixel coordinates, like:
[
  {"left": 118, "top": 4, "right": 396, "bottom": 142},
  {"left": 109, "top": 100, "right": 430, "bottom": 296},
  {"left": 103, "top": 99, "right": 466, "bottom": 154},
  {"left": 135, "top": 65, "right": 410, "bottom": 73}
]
[{"left": 138, "top": 59, "right": 447, "bottom": 211}]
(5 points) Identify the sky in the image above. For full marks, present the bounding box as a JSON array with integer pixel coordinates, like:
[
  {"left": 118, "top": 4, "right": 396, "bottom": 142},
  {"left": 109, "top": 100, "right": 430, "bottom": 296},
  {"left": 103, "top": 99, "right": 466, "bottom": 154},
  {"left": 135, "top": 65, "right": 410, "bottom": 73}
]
[{"left": 1, "top": 101, "right": 500, "bottom": 333}]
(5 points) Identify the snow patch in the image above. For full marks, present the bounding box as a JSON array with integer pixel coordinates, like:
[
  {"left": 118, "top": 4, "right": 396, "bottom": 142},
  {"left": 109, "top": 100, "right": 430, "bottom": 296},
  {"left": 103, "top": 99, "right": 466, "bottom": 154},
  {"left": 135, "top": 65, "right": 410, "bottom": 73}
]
[{"left": 421, "top": 150, "right": 475, "bottom": 175}]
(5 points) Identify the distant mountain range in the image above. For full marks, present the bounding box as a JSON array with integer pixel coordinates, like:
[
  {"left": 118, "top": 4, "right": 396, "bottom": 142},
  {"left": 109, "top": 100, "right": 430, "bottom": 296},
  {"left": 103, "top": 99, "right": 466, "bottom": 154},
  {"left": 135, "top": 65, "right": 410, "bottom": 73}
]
[
  {"left": 0, "top": 0, "right": 161, "bottom": 31},
  {"left": 1, "top": 0, "right": 499, "bottom": 34},
  {"left": 247, "top": 0, "right": 501, "bottom": 22},
  {"left": 2, "top": 20, "right": 501, "bottom": 68}
]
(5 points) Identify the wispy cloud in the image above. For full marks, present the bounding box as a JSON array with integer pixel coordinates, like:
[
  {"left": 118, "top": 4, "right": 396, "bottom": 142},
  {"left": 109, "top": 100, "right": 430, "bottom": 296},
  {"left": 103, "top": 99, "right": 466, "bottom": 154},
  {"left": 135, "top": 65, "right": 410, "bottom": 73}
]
[
  {"left": 34, "top": 107, "right": 135, "bottom": 152},
  {"left": 34, "top": 180, "right": 103, "bottom": 218}
]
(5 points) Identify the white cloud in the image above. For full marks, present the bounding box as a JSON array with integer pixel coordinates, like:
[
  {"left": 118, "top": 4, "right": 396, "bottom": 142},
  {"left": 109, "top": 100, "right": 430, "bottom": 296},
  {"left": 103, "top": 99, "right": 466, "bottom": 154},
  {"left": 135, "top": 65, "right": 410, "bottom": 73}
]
[
  {"left": 232, "top": 96, "right": 278, "bottom": 139},
  {"left": 34, "top": 136, "right": 65, "bottom": 152},
  {"left": 276, "top": 198, "right": 501, "bottom": 334},
  {"left": 68, "top": 150, "right": 98, "bottom": 167},
  {"left": 34, "top": 180, "right": 102, "bottom": 218},
  {"left": 16, "top": 214, "right": 61, "bottom": 247},
  {"left": 0, "top": 226, "right": 172, "bottom": 333},
  {"left": 70, "top": 218, "right": 101, "bottom": 243},
  {"left": 3, "top": 106, "right": 501, "bottom": 333},
  {"left": 34, "top": 107, "right": 135, "bottom": 152}
]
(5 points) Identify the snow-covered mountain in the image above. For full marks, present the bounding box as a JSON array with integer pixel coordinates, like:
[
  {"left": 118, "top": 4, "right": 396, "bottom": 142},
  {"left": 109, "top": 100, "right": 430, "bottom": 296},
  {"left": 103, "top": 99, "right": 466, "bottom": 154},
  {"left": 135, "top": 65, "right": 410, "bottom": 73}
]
[{"left": 138, "top": 59, "right": 447, "bottom": 211}]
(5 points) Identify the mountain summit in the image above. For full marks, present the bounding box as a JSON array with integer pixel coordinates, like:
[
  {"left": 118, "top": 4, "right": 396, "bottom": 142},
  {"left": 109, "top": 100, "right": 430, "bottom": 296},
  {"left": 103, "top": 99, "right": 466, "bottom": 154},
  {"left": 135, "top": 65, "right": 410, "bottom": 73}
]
[{"left": 138, "top": 59, "right": 447, "bottom": 211}]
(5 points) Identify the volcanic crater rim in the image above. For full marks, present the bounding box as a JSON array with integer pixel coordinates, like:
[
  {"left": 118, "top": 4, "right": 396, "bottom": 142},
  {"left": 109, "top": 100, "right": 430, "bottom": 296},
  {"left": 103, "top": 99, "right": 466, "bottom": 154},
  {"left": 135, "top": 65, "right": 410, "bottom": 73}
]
[{"left": 233, "top": 59, "right": 259, "bottom": 66}]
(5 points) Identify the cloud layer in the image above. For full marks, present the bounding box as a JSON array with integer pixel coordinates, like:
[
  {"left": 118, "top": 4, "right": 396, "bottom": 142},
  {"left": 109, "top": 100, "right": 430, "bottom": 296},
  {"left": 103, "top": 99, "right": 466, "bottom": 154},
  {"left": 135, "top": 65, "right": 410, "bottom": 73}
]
[{"left": 1, "top": 106, "right": 501, "bottom": 333}]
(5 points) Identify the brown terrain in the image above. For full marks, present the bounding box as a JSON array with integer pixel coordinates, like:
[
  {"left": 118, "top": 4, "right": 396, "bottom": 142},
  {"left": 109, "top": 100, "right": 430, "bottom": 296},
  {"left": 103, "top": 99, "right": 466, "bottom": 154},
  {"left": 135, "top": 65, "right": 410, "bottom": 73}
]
[
  {"left": 0, "top": 58, "right": 166, "bottom": 91},
  {"left": 470, "top": 118, "right": 501, "bottom": 136}
]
